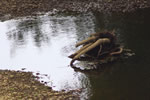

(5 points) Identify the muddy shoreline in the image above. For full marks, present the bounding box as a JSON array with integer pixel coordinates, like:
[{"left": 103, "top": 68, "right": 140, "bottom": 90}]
[
  {"left": 0, "top": 0, "right": 149, "bottom": 99},
  {"left": 0, "top": 70, "right": 79, "bottom": 100},
  {"left": 0, "top": 0, "right": 150, "bottom": 18}
]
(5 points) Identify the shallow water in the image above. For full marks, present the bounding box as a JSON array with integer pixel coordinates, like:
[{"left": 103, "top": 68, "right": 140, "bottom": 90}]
[
  {"left": 0, "top": 9, "right": 150, "bottom": 100},
  {"left": 0, "top": 12, "right": 95, "bottom": 99}
]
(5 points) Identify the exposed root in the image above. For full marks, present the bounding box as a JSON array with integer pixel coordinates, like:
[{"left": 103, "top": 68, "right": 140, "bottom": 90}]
[
  {"left": 110, "top": 47, "right": 123, "bottom": 55},
  {"left": 68, "top": 43, "right": 92, "bottom": 58},
  {"left": 70, "top": 59, "right": 75, "bottom": 66},
  {"left": 73, "top": 38, "right": 110, "bottom": 60},
  {"left": 69, "top": 30, "right": 125, "bottom": 68},
  {"left": 90, "top": 29, "right": 115, "bottom": 37},
  {"left": 75, "top": 36, "right": 97, "bottom": 47},
  {"left": 97, "top": 45, "right": 102, "bottom": 57}
]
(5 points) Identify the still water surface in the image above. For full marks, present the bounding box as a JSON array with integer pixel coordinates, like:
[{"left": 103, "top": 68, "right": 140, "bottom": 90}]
[{"left": 0, "top": 9, "right": 150, "bottom": 100}]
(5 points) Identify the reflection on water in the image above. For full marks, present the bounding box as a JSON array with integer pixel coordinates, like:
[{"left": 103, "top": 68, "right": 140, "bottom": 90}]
[
  {"left": 0, "top": 12, "right": 96, "bottom": 99},
  {"left": 0, "top": 9, "right": 150, "bottom": 100}
]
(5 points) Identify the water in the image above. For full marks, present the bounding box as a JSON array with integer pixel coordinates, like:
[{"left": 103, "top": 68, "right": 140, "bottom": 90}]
[
  {"left": 0, "top": 12, "right": 95, "bottom": 99},
  {"left": 0, "top": 9, "right": 150, "bottom": 100}
]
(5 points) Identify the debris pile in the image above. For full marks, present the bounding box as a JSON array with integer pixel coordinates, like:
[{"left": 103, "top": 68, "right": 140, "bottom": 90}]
[{"left": 69, "top": 30, "right": 124, "bottom": 67}]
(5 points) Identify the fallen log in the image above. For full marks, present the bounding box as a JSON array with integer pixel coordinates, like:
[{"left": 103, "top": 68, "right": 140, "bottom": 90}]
[{"left": 69, "top": 30, "right": 125, "bottom": 69}]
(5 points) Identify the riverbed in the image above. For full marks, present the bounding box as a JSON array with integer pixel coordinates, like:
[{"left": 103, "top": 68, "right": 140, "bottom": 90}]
[{"left": 0, "top": 8, "right": 150, "bottom": 100}]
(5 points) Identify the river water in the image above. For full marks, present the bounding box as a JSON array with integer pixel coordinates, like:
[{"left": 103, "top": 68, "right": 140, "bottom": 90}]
[{"left": 0, "top": 9, "right": 150, "bottom": 100}]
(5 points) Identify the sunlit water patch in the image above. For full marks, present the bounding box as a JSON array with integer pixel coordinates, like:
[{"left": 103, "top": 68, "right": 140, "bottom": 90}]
[{"left": 0, "top": 12, "right": 96, "bottom": 99}]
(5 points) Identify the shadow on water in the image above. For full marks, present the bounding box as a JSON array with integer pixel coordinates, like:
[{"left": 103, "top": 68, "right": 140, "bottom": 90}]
[{"left": 0, "top": 8, "right": 150, "bottom": 100}]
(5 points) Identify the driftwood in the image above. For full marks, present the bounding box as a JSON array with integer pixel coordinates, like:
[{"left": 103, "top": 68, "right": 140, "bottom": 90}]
[{"left": 69, "top": 30, "right": 123, "bottom": 67}]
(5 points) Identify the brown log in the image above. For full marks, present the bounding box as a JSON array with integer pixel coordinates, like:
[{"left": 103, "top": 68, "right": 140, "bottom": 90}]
[
  {"left": 70, "top": 38, "right": 110, "bottom": 65},
  {"left": 75, "top": 36, "right": 97, "bottom": 47},
  {"left": 73, "top": 38, "right": 110, "bottom": 60},
  {"left": 68, "top": 43, "right": 92, "bottom": 58}
]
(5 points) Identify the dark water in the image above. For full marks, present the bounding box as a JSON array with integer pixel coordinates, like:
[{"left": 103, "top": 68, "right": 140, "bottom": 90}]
[
  {"left": 89, "top": 9, "right": 150, "bottom": 100},
  {"left": 0, "top": 9, "right": 150, "bottom": 100}
]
